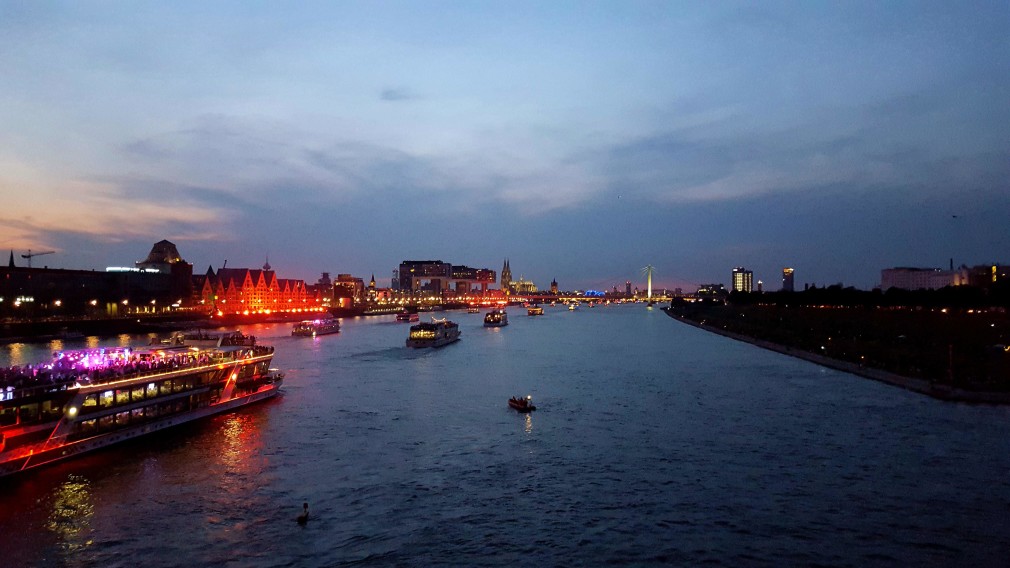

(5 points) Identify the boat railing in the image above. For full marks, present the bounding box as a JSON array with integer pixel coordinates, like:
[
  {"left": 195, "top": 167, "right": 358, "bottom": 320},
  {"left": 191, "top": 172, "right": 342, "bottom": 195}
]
[{"left": 1, "top": 346, "right": 274, "bottom": 403}]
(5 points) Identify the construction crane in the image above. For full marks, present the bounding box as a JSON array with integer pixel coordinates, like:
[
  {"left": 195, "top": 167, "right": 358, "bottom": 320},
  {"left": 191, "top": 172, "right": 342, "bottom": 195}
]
[{"left": 21, "top": 249, "right": 55, "bottom": 268}]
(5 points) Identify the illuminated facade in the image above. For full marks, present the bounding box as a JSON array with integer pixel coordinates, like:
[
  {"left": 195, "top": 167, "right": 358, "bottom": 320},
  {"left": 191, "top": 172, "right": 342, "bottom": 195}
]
[
  {"left": 513, "top": 276, "right": 537, "bottom": 294},
  {"left": 731, "top": 267, "right": 753, "bottom": 293},
  {"left": 782, "top": 268, "right": 795, "bottom": 292},
  {"left": 196, "top": 262, "right": 308, "bottom": 313},
  {"left": 551, "top": 278, "right": 558, "bottom": 295}
]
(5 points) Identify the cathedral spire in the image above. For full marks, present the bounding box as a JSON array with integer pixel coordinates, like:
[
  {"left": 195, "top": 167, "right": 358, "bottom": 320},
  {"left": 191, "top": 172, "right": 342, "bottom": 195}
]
[{"left": 8, "top": 250, "right": 14, "bottom": 268}]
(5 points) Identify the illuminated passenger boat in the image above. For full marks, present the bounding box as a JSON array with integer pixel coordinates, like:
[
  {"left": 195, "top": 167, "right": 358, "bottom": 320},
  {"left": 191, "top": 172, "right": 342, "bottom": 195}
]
[
  {"left": 527, "top": 306, "right": 544, "bottom": 316},
  {"left": 406, "top": 318, "right": 461, "bottom": 348},
  {"left": 467, "top": 305, "right": 480, "bottom": 314},
  {"left": 292, "top": 317, "right": 340, "bottom": 337},
  {"left": 396, "top": 311, "right": 419, "bottom": 322},
  {"left": 0, "top": 331, "right": 283, "bottom": 478},
  {"left": 483, "top": 308, "right": 509, "bottom": 327}
]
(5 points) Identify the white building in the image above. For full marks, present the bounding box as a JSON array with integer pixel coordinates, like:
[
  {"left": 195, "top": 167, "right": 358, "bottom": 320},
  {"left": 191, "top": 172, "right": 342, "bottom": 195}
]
[{"left": 880, "top": 267, "right": 968, "bottom": 290}]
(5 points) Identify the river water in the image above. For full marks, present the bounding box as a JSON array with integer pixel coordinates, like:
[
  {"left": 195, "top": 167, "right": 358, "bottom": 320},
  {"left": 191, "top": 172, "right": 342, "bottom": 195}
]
[{"left": 1, "top": 305, "right": 1008, "bottom": 566}]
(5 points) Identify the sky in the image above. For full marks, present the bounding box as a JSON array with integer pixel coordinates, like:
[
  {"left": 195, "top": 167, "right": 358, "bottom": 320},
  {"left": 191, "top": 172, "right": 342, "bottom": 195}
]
[{"left": 1, "top": 1, "right": 1008, "bottom": 291}]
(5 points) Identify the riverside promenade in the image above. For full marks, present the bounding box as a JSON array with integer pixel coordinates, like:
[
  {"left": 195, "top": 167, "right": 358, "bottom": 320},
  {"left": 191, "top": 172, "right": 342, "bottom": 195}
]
[{"left": 663, "top": 307, "right": 1010, "bottom": 404}]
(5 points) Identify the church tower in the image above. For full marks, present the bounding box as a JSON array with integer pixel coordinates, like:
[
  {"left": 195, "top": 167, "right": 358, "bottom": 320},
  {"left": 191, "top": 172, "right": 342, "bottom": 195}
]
[{"left": 501, "top": 258, "right": 512, "bottom": 294}]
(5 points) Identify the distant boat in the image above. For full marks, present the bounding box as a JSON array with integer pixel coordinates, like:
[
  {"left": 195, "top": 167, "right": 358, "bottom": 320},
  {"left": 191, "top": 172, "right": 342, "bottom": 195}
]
[
  {"left": 484, "top": 308, "right": 509, "bottom": 327},
  {"left": 508, "top": 395, "right": 536, "bottom": 412},
  {"left": 467, "top": 305, "right": 480, "bottom": 314},
  {"left": 527, "top": 305, "right": 544, "bottom": 316},
  {"left": 396, "top": 311, "right": 419, "bottom": 323},
  {"left": 292, "top": 317, "right": 340, "bottom": 337}
]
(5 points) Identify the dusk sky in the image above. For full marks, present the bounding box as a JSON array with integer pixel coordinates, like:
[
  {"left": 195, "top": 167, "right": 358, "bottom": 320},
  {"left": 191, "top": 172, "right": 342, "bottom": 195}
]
[{"left": 1, "top": 1, "right": 1007, "bottom": 291}]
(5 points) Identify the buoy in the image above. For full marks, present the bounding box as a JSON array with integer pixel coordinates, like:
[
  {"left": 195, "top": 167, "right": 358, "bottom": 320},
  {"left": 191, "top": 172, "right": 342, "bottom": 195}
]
[{"left": 296, "top": 502, "right": 309, "bottom": 524}]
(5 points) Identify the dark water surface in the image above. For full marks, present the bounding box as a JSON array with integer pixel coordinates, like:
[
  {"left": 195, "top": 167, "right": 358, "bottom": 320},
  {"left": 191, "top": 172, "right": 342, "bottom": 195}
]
[{"left": 2, "top": 305, "right": 1009, "bottom": 566}]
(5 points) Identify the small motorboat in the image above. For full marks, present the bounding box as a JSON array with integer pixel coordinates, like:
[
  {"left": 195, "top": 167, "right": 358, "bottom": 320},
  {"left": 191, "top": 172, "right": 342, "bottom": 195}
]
[{"left": 508, "top": 395, "right": 536, "bottom": 412}]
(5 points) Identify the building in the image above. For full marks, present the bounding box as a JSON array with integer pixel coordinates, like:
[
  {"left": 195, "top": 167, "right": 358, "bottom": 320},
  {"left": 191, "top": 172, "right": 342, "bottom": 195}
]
[
  {"left": 731, "top": 267, "right": 753, "bottom": 293},
  {"left": 625, "top": 280, "right": 632, "bottom": 296},
  {"left": 550, "top": 278, "right": 558, "bottom": 295},
  {"left": 501, "top": 259, "right": 513, "bottom": 294},
  {"left": 397, "top": 260, "right": 496, "bottom": 295},
  {"left": 880, "top": 267, "right": 966, "bottom": 291},
  {"left": 333, "top": 274, "right": 366, "bottom": 305},
  {"left": 1, "top": 241, "right": 199, "bottom": 319},
  {"left": 450, "top": 265, "right": 496, "bottom": 294},
  {"left": 696, "top": 283, "right": 728, "bottom": 299},
  {"left": 782, "top": 268, "right": 795, "bottom": 292},
  {"left": 398, "top": 260, "right": 451, "bottom": 293},
  {"left": 195, "top": 261, "right": 309, "bottom": 314},
  {"left": 512, "top": 276, "right": 537, "bottom": 294}
]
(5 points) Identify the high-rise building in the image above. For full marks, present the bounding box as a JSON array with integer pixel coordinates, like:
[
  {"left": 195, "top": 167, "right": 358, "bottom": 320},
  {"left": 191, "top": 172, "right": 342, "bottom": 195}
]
[
  {"left": 731, "top": 267, "right": 753, "bottom": 293},
  {"left": 625, "top": 280, "right": 632, "bottom": 296},
  {"left": 782, "top": 268, "right": 795, "bottom": 292}
]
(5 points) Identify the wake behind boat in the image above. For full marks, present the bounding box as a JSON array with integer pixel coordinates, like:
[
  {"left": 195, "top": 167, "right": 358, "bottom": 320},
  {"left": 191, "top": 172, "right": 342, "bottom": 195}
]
[
  {"left": 0, "top": 331, "right": 283, "bottom": 478},
  {"left": 406, "top": 318, "right": 461, "bottom": 348}
]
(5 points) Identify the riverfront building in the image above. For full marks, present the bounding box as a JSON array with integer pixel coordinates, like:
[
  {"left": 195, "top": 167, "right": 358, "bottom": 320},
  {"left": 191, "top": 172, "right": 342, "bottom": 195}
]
[
  {"left": 194, "top": 261, "right": 308, "bottom": 314},
  {"left": 732, "top": 267, "right": 753, "bottom": 293},
  {"left": 397, "top": 260, "right": 497, "bottom": 295},
  {"left": 1, "top": 241, "right": 193, "bottom": 319},
  {"left": 880, "top": 267, "right": 966, "bottom": 291}
]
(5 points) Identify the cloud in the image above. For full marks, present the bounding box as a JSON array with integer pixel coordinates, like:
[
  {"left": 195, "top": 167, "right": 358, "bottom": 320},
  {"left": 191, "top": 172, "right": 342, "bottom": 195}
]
[{"left": 380, "top": 87, "right": 421, "bottom": 102}]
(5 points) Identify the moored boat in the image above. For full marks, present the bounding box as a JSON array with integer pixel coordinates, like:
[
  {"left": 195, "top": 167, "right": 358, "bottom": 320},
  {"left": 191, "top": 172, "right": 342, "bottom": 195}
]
[
  {"left": 406, "top": 318, "right": 461, "bottom": 348},
  {"left": 0, "top": 331, "right": 283, "bottom": 478},
  {"left": 291, "top": 317, "right": 340, "bottom": 337},
  {"left": 484, "top": 308, "right": 509, "bottom": 327},
  {"left": 396, "top": 311, "right": 420, "bottom": 323},
  {"left": 508, "top": 395, "right": 536, "bottom": 412}
]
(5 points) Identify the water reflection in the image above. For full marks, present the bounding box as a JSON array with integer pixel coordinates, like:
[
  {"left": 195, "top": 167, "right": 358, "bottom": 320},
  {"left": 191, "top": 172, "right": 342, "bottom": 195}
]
[
  {"left": 46, "top": 475, "right": 94, "bottom": 554},
  {"left": 216, "top": 412, "right": 264, "bottom": 477},
  {"left": 85, "top": 336, "right": 100, "bottom": 349},
  {"left": 524, "top": 413, "right": 533, "bottom": 434},
  {"left": 4, "top": 342, "right": 26, "bottom": 366}
]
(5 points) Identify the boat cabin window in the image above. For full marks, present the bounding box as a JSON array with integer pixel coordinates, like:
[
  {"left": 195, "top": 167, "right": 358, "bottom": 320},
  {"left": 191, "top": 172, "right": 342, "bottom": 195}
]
[
  {"left": 160, "top": 381, "right": 173, "bottom": 395},
  {"left": 115, "top": 389, "right": 130, "bottom": 405},
  {"left": 83, "top": 394, "right": 98, "bottom": 408},
  {"left": 132, "top": 387, "right": 145, "bottom": 402},
  {"left": 41, "top": 400, "right": 62, "bottom": 421},
  {"left": 18, "top": 403, "right": 39, "bottom": 422},
  {"left": 100, "top": 390, "right": 114, "bottom": 408},
  {"left": 0, "top": 407, "right": 16, "bottom": 426}
]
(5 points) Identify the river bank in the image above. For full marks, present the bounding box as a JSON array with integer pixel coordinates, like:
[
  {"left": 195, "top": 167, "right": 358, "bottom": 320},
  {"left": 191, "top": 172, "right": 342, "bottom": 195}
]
[{"left": 663, "top": 307, "right": 1010, "bottom": 404}]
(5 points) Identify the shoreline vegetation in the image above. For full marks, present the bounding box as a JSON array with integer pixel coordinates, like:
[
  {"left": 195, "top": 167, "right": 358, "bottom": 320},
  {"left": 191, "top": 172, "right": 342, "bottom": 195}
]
[{"left": 664, "top": 292, "right": 1010, "bottom": 404}]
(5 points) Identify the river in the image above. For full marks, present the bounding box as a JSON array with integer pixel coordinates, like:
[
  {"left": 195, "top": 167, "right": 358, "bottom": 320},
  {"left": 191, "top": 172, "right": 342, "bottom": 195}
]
[{"left": 1, "top": 304, "right": 1008, "bottom": 566}]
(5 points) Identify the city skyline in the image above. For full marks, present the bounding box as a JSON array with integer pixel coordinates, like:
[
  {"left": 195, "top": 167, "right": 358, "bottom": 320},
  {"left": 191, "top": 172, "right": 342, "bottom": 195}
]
[{"left": 2, "top": 2, "right": 1007, "bottom": 290}]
